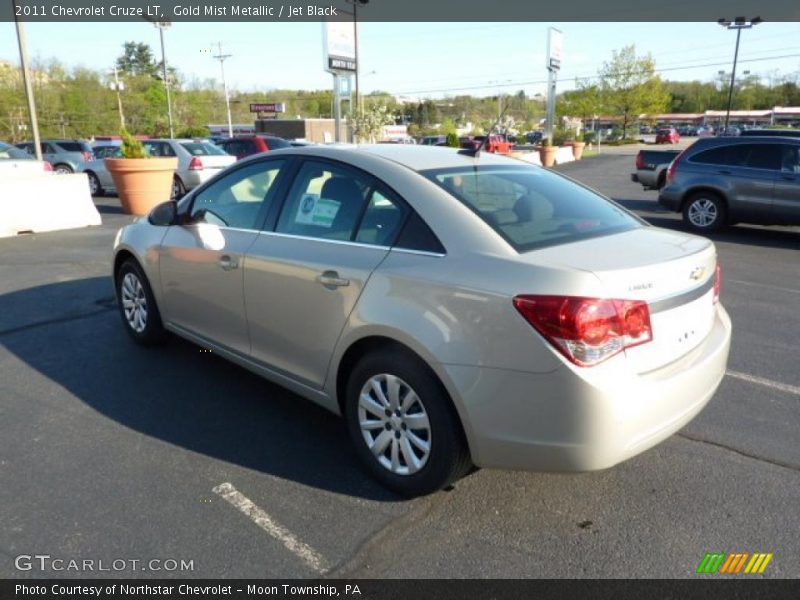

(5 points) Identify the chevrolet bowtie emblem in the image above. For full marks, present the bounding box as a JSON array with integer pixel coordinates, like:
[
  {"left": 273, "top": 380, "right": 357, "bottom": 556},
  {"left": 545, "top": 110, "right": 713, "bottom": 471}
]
[{"left": 690, "top": 267, "right": 705, "bottom": 281}]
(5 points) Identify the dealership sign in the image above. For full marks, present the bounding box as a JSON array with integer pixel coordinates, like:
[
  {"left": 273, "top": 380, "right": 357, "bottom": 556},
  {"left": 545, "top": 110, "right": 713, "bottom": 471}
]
[
  {"left": 322, "top": 17, "right": 356, "bottom": 73},
  {"left": 250, "top": 103, "right": 286, "bottom": 113}
]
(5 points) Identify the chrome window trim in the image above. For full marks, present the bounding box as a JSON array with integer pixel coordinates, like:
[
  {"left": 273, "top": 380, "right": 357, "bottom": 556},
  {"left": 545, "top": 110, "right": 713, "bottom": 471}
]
[{"left": 254, "top": 229, "right": 447, "bottom": 257}]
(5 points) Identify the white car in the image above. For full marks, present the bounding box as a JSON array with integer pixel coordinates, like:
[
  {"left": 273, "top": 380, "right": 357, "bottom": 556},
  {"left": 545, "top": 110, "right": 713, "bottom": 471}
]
[
  {"left": 0, "top": 142, "right": 52, "bottom": 174},
  {"left": 142, "top": 139, "right": 236, "bottom": 199}
]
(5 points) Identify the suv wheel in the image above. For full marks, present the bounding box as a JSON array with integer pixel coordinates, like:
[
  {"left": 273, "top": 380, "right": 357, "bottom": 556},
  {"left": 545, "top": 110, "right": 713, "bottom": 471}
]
[
  {"left": 171, "top": 177, "right": 186, "bottom": 200},
  {"left": 54, "top": 163, "right": 73, "bottom": 175},
  {"left": 683, "top": 192, "right": 727, "bottom": 232},
  {"left": 116, "top": 259, "right": 166, "bottom": 345},
  {"left": 345, "top": 349, "right": 471, "bottom": 496},
  {"left": 86, "top": 172, "right": 103, "bottom": 196}
]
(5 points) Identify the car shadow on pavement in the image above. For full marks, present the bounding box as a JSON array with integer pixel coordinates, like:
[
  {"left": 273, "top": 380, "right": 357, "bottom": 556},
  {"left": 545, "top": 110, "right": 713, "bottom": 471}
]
[{"left": 1, "top": 277, "right": 402, "bottom": 502}]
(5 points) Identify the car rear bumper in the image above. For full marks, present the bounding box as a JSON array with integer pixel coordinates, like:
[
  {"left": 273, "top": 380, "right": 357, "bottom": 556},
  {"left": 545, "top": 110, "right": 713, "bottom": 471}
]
[
  {"left": 443, "top": 304, "right": 731, "bottom": 472},
  {"left": 181, "top": 169, "right": 226, "bottom": 190},
  {"left": 630, "top": 173, "right": 639, "bottom": 183}
]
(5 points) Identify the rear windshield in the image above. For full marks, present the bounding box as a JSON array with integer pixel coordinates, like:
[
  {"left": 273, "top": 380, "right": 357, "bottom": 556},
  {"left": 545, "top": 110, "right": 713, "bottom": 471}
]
[
  {"left": 180, "top": 142, "right": 228, "bottom": 156},
  {"left": 58, "top": 142, "right": 91, "bottom": 152},
  {"left": 265, "top": 137, "right": 291, "bottom": 149},
  {"left": 422, "top": 165, "right": 642, "bottom": 252}
]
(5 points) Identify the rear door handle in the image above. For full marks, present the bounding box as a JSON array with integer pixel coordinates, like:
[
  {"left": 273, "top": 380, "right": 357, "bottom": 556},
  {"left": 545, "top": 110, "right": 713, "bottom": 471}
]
[
  {"left": 219, "top": 255, "right": 239, "bottom": 271},
  {"left": 317, "top": 270, "right": 350, "bottom": 289}
]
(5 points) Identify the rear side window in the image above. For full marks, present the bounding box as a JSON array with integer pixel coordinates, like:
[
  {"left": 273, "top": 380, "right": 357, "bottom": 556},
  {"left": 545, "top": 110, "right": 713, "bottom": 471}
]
[
  {"left": 423, "top": 166, "right": 640, "bottom": 253},
  {"left": 264, "top": 137, "right": 291, "bottom": 150},
  {"left": 691, "top": 143, "right": 781, "bottom": 170},
  {"left": 355, "top": 190, "right": 408, "bottom": 247},
  {"left": 57, "top": 142, "right": 91, "bottom": 153}
]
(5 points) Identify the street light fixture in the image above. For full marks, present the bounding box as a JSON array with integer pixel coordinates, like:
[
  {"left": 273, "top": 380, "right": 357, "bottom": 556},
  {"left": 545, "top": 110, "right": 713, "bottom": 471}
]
[
  {"left": 212, "top": 42, "right": 234, "bottom": 139},
  {"left": 718, "top": 16, "right": 762, "bottom": 131}
]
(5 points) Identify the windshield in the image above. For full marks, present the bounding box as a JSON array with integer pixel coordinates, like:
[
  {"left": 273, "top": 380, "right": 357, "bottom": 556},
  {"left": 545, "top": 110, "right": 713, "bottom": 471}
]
[
  {"left": 0, "top": 143, "right": 33, "bottom": 159},
  {"left": 422, "top": 165, "right": 642, "bottom": 252},
  {"left": 180, "top": 142, "right": 228, "bottom": 156}
]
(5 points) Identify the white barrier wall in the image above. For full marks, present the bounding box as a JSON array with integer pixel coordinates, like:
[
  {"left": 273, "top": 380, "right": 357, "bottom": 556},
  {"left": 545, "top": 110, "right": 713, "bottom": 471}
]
[
  {"left": 0, "top": 173, "right": 101, "bottom": 238},
  {"left": 509, "top": 146, "right": 576, "bottom": 166}
]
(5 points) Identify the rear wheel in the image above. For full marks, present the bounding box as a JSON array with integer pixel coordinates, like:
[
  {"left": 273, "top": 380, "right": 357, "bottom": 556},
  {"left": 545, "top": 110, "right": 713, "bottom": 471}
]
[
  {"left": 86, "top": 171, "right": 103, "bottom": 196},
  {"left": 344, "top": 349, "right": 471, "bottom": 497},
  {"left": 54, "top": 163, "right": 73, "bottom": 175},
  {"left": 683, "top": 192, "right": 727, "bottom": 233},
  {"left": 171, "top": 176, "right": 186, "bottom": 200},
  {"left": 116, "top": 259, "right": 166, "bottom": 345}
]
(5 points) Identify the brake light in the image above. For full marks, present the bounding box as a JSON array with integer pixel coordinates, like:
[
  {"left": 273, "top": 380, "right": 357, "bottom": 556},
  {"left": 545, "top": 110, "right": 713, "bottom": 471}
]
[
  {"left": 82, "top": 151, "right": 93, "bottom": 161},
  {"left": 43, "top": 161, "right": 53, "bottom": 172},
  {"left": 513, "top": 295, "right": 653, "bottom": 367},
  {"left": 666, "top": 148, "right": 688, "bottom": 183},
  {"left": 635, "top": 151, "right": 645, "bottom": 170},
  {"left": 188, "top": 157, "right": 203, "bottom": 170},
  {"left": 713, "top": 263, "right": 722, "bottom": 304}
]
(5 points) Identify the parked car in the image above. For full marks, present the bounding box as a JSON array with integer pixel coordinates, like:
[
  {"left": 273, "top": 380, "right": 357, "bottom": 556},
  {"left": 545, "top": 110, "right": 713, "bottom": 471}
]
[
  {"left": 14, "top": 139, "right": 93, "bottom": 174},
  {"left": 0, "top": 141, "right": 52, "bottom": 174},
  {"left": 112, "top": 144, "right": 731, "bottom": 496},
  {"left": 79, "top": 146, "right": 122, "bottom": 196},
  {"left": 655, "top": 128, "right": 680, "bottom": 144},
  {"left": 216, "top": 135, "right": 292, "bottom": 160},
  {"left": 631, "top": 148, "right": 681, "bottom": 190},
  {"left": 463, "top": 134, "right": 514, "bottom": 154},
  {"left": 719, "top": 126, "right": 742, "bottom": 137},
  {"left": 697, "top": 126, "right": 715, "bottom": 138},
  {"left": 525, "top": 131, "right": 543, "bottom": 144},
  {"left": 141, "top": 138, "right": 237, "bottom": 199},
  {"left": 659, "top": 136, "right": 800, "bottom": 231},
  {"left": 91, "top": 141, "right": 122, "bottom": 159},
  {"left": 419, "top": 135, "right": 447, "bottom": 146}
]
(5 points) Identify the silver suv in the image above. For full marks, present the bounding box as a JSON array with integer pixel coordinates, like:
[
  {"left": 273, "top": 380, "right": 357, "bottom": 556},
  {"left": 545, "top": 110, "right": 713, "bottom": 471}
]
[
  {"left": 659, "top": 136, "right": 800, "bottom": 232},
  {"left": 14, "top": 139, "right": 93, "bottom": 174}
]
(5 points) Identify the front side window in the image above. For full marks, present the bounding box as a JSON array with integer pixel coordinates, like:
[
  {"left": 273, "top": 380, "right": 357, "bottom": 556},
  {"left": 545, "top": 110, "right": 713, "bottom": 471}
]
[
  {"left": 190, "top": 160, "right": 285, "bottom": 229},
  {"left": 276, "top": 161, "right": 371, "bottom": 241},
  {"left": 781, "top": 145, "right": 800, "bottom": 173},
  {"left": 423, "top": 165, "right": 641, "bottom": 252}
]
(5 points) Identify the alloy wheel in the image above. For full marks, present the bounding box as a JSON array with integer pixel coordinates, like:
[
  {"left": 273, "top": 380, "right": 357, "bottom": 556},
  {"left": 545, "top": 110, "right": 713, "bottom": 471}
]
[
  {"left": 121, "top": 272, "right": 148, "bottom": 333},
  {"left": 688, "top": 199, "right": 718, "bottom": 228}
]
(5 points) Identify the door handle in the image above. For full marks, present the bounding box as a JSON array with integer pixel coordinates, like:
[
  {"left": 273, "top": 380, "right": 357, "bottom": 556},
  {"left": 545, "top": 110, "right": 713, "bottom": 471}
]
[
  {"left": 317, "top": 270, "right": 350, "bottom": 289},
  {"left": 219, "top": 255, "right": 239, "bottom": 271}
]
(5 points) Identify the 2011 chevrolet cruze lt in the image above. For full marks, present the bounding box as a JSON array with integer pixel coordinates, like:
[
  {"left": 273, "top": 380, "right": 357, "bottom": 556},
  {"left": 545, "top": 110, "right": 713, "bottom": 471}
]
[{"left": 112, "top": 145, "right": 731, "bottom": 496}]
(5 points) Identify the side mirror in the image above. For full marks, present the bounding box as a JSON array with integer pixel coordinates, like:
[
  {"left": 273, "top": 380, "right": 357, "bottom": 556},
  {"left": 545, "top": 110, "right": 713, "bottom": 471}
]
[{"left": 148, "top": 200, "right": 178, "bottom": 226}]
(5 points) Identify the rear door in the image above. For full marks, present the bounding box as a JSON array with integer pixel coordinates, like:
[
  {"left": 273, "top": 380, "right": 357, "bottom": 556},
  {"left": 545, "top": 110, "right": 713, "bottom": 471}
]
[
  {"left": 773, "top": 143, "right": 800, "bottom": 225},
  {"left": 243, "top": 159, "right": 406, "bottom": 388}
]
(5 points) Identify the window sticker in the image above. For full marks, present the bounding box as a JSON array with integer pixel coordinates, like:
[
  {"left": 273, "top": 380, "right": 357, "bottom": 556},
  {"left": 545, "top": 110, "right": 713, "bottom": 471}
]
[{"left": 295, "top": 194, "right": 340, "bottom": 228}]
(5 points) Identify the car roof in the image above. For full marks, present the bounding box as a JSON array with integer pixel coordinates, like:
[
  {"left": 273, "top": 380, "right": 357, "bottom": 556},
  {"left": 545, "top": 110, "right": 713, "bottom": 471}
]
[{"left": 262, "top": 143, "right": 522, "bottom": 172}]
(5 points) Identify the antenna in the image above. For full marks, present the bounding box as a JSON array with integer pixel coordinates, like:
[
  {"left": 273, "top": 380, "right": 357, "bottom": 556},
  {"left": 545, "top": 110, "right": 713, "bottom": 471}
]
[
  {"left": 212, "top": 41, "right": 234, "bottom": 138},
  {"left": 459, "top": 100, "right": 511, "bottom": 158}
]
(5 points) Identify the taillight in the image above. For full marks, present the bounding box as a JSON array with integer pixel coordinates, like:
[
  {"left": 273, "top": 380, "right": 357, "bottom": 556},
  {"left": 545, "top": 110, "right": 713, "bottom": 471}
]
[
  {"left": 43, "top": 161, "right": 53, "bottom": 172},
  {"left": 666, "top": 148, "right": 688, "bottom": 183},
  {"left": 513, "top": 295, "right": 653, "bottom": 367},
  {"left": 188, "top": 157, "right": 203, "bottom": 170},
  {"left": 635, "top": 151, "right": 645, "bottom": 170},
  {"left": 713, "top": 263, "right": 722, "bottom": 304},
  {"left": 82, "top": 151, "right": 93, "bottom": 161}
]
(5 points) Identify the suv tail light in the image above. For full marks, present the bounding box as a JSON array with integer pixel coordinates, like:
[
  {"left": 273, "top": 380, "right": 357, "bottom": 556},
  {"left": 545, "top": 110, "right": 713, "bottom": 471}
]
[
  {"left": 513, "top": 295, "right": 653, "bottom": 367},
  {"left": 188, "top": 157, "right": 204, "bottom": 170},
  {"left": 713, "top": 263, "right": 722, "bottom": 304},
  {"left": 82, "top": 151, "right": 93, "bottom": 161},
  {"left": 666, "top": 148, "right": 688, "bottom": 183},
  {"left": 43, "top": 161, "right": 53, "bottom": 172},
  {"left": 635, "top": 151, "right": 645, "bottom": 170}
]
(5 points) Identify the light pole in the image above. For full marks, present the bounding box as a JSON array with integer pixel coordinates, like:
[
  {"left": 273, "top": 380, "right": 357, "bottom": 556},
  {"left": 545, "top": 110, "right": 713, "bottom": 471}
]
[
  {"left": 110, "top": 65, "right": 126, "bottom": 130},
  {"left": 718, "top": 16, "right": 762, "bottom": 131},
  {"left": 12, "top": 0, "right": 42, "bottom": 160},
  {"left": 345, "top": 0, "right": 368, "bottom": 115},
  {"left": 149, "top": 20, "right": 175, "bottom": 138},
  {"left": 212, "top": 42, "right": 234, "bottom": 138}
]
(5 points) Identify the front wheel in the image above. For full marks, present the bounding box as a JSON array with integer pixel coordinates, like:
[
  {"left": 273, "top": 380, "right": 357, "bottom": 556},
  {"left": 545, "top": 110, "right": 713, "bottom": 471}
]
[
  {"left": 344, "top": 349, "right": 471, "bottom": 496},
  {"left": 54, "top": 163, "right": 73, "bottom": 175},
  {"left": 683, "top": 192, "right": 727, "bottom": 233},
  {"left": 86, "top": 172, "right": 103, "bottom": 196},
  {"left": 171, "top": 176, "right": 186, "bottom": 200},
  {"left": 116, "top": 259, "right": 166, "bottom": 345}
]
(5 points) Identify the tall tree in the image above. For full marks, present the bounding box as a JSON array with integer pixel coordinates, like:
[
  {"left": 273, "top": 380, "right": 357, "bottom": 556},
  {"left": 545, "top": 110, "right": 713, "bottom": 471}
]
[
  {"left": 116, "top": 42, "right": 158, "bottom": 78},
  {"left": 598, "top": 45, "right": 670, "bottom": 137}
]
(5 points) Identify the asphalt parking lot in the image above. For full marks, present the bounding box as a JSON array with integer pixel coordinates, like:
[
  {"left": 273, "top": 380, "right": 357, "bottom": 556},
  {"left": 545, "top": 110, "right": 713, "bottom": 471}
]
[{"left": 2, "top": 150, "right": 799, "bottom": 579}]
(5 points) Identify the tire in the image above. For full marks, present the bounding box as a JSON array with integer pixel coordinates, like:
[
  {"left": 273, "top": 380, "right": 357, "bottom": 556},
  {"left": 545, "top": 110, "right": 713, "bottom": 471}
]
[
  {"left": 171, "top": 176, "right": 186, "bottom": 200},
  {"left": 344, "top": 349, "right": 471, "bottom": 496},
  {"left": 86, "top": 171, "right": 103, "bottom": 196},
  {"left": 54, "top": 163, "right": 73, "bottom": 175},
  {"left": 656, "top": 173, "right": 666, "bottom": 190},
  {"left": 116, "top": 258, "right": 166, "bottom": 345},
  {"left": 682, "top": 192, "right": 727, "bottom": 233}
]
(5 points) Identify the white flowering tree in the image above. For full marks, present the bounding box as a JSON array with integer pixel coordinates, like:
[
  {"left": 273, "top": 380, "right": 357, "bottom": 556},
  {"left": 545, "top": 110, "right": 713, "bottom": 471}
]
[{"left": 348, "top": 104, "right": 396, "bottom": 143}]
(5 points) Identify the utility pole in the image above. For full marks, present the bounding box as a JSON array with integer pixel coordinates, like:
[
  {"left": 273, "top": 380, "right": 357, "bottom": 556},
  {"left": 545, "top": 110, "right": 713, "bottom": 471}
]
[
  {"left": 155, "top": 22, "right": 174, "bottom": 138},
  {"left": 13, "top": 0, "right": 42, "bottom": 160},
  {"left": 111, "top": 64, "right": 126, "bottom": 130},
  {"left": 718, "top": 17, "right": 762, "bottom": 131},
  {"left": 212, "top": 42, "right": 233, "bottom": 138}
]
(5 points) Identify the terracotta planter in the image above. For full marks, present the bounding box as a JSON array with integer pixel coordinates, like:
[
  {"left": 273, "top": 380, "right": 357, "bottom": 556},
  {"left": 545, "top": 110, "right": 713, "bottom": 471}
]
[
  {"left": 539, "top": 145, "right": 557, "bottom": 168},
  {"left": 105, "top": 157, "right": 178, "bottom": 216},
  {"left": 570, "top": 141, "right": 586, "bottom": 160}
]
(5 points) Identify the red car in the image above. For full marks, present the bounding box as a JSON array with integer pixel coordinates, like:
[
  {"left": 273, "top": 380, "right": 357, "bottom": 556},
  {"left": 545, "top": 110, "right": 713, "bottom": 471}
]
[
  {"left": 655, "top": 128, "right": 680, "bottom": 144},
  {"left": 460, "top": 134, "right": 513, "bottom": 154},
  {"left": 216, "top": 135, "right": 291, "bottom": 160}
]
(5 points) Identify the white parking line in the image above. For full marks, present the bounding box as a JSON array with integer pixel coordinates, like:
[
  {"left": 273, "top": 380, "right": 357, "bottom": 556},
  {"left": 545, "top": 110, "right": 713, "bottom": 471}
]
[
  {"left": 727, "top": 370, "right": 800, "bottom": 397},
  {"left": 213, "top": 482, "right": 329, "bottom": 574},
  {"left": 728, "top": 279, "right": 800, "bottom": 296}
]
